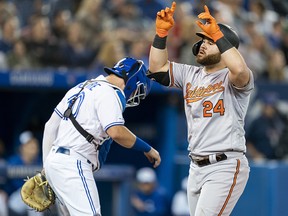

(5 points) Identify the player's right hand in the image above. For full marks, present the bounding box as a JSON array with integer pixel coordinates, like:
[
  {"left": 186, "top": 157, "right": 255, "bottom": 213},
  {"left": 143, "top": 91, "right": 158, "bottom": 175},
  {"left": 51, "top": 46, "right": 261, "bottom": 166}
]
[
  {"left": 155, "top": 1, "right": 176, "bottom": 38},
  {"left": 144, "top": 148, "right": 161, "bottom": 168}
]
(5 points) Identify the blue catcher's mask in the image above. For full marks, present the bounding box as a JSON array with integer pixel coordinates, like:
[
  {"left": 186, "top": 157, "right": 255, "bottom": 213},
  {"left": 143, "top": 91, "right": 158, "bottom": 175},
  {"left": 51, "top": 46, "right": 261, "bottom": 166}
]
[{"left": 104, "top": 57, "right": 151, "bottom": 107}]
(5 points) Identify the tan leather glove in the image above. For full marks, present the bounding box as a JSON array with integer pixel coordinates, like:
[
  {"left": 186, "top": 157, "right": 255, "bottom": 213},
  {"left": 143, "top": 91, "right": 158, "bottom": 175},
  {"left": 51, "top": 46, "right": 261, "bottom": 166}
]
[{"left": 21, "top": 172, "right": 55, "bottom": 212}]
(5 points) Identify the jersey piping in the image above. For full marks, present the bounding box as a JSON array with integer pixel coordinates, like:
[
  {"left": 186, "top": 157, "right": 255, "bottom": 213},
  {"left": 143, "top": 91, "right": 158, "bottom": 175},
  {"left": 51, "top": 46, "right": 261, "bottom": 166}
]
[{"left": 218, "top": 159, "right": 240, "bottom": 216}]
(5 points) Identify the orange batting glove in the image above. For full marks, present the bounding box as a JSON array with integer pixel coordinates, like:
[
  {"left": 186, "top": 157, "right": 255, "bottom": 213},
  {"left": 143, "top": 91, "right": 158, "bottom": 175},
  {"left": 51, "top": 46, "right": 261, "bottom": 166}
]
[
  {"left": 155, "top": 1, "right": 176, "bottom": 38},
  {"left": 195, "top": 5, "right": 224, "bottom": 42}
]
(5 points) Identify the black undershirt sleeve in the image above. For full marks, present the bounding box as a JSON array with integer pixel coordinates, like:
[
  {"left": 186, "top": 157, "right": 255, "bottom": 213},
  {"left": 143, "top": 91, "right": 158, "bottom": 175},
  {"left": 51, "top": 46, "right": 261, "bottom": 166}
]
[{"left": 147, "top": 70, "right": 170, "bottom": 86}]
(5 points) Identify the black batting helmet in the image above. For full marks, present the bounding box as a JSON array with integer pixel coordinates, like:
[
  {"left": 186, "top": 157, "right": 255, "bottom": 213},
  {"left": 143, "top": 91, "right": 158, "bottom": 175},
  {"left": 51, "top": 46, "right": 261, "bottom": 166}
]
[{"left": 192, "top": 23, "right": 240, "bottom": 56}]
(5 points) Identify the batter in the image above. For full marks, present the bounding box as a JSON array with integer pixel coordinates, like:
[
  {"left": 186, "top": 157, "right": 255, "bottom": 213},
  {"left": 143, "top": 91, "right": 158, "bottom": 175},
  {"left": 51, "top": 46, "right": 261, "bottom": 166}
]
[{"left": 148, "top": 2, "right": 254, "bottom": 216}]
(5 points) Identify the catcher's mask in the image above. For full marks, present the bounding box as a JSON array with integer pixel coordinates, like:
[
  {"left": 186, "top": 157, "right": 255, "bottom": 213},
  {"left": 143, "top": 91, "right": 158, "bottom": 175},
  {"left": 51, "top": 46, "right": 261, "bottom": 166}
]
[
  {"left": 104, "top": 57, "right": 151, "bottom": 107},
  {"left": 192, "top": 23, "right": 240, "bottom": 56}
]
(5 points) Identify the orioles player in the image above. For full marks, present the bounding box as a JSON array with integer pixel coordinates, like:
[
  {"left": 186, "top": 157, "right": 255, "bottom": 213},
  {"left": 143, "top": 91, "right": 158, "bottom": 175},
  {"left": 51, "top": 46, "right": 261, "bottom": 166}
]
[
  {"left": 148, "top": 2, "right": 254, "bottom": 216},
  {"left": 42, "top": 57, "right": 161, "bottom": 216}
]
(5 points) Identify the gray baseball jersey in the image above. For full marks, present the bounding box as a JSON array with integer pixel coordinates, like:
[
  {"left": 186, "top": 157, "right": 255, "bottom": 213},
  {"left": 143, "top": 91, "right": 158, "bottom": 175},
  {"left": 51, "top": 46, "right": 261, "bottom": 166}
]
[
  {"left": 170, "top": 62, "right": 254, "bottom": 155},
  {"left": 169, "top": 62, "right": 254, "bottom": 215}
]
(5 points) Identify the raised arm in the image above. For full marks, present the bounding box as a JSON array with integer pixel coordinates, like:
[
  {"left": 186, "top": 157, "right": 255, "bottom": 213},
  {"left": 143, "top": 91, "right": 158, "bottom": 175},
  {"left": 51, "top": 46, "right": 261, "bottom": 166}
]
[
  {"left": 149, "top": 1, "right": 176, "bottom": 74},
  {"left": 196, "top": 5, "right": 251, "bottom": 87},
  {"left": 221, "top": 47, "right": 250, "bottom": 88}
]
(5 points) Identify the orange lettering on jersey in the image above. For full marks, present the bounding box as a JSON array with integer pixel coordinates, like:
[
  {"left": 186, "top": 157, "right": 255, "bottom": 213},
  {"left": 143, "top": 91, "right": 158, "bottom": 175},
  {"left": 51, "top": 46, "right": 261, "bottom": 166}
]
[{"left": 184, "top": 81, "right": 225, "bottom": 103}]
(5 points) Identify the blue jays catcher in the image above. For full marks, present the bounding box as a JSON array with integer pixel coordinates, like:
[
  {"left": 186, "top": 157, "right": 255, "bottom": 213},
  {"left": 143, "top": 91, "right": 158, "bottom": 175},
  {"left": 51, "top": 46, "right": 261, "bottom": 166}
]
[{"left": 42, "top": 57, "right": 161, "bottom": 216}]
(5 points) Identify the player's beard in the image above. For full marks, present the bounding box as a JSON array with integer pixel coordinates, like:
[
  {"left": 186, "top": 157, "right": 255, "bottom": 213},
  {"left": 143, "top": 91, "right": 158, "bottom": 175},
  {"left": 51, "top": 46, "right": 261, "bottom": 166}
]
[{"left": 196, "top": 52, "right": 221, "bottom": 66}]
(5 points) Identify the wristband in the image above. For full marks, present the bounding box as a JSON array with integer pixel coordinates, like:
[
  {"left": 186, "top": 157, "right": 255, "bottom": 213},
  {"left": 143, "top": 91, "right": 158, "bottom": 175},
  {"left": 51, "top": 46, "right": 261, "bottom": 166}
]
[
  {"left": 216, "top": 37, "right": 233, "bottom": 54},
  {"left": 132, "top": 137, "right": 152, "bottom": 152},
  {"left": 152, "top": 35, "right": 167, "bottom": 50}
]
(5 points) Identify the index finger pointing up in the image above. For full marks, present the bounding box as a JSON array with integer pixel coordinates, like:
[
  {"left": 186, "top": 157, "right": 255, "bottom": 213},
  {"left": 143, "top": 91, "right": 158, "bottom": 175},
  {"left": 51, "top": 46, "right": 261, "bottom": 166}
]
[
  {"left": 170, "top": 1, "right": 176, "bottom": 13},
  {"left": 204, "top": 5, "right": 211, "bottom": 14}
]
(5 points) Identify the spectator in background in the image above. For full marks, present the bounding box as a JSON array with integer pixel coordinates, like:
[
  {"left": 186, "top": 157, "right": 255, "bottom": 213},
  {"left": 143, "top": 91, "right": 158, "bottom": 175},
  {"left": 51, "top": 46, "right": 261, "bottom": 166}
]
[
  {"left": 6, "top": 38, "right": 40, "bottom": 70},
  {"left": 128, "top": 38, "right": 150, "bottom": 66},
  {"left": 0, "top": 1, "right": 17, "bottom": 26},
  {"left": 60, "top": 20, "right": 97, "bottom": 69},
  {"left": 75, "top": 0, "right": 105, "bottom": 51},
  {"left": 112, "top": 1, "right": 149, "bottom": 45},
  {"left": 131, "top": 167, "right": 170, "bottom": 216},
  {"left": 0, "top": 15, "right": 20, "bottom": 54},
  {"left": 103, "top": 0, "right": 127, "bottom": 20},
  {"left": 6, "top": 130, "right": 42, "bottom": 216},
  {"left": 91, "top": 39, "right": 126, "bottom": 75},
  {"left": 268, "top": 20, "right": 284, "bottom": 49},
  {"left": 0, "top": 138, "right": 8, "bottom": 216},
  {"left": 177, "top": 14, "right": 199, "bottom": 65},
  {"left": 171, "top": 176, "right": 189, "bottom": 216},
  {"left": 241, "top": 30, "right": 271, "bottom": 80},
  {"left": 136, "top": 0, "right": 164, "bottom": 21},
  {"left": 50, "top": 9, "right": 72, "bottom": 44},
  {"left": 0, "top": 14, "right": 20, "bottom": 70},
  {"left": 248, "top": 0, "right": 279, "bottom": 37},
  {"left": 11, "top": 0, "right": 44, "bottom": 27},
  {"left": 270, "top": 0, "right": 288, "bottom": 17},
  {"left": 22, "top": 14, "right": 64, "bottom": 68},
  {"left": 0, "top": 186, "right": 8, "bottom": 216},
  {"left": 267, "top": 48, "right": 287, "bottom": 82},
  {"left": 246, "top": 92, "right": 287, "bottom": 161},
  {"left": 281, "top": 22, "right": 288, "bottom": 65}
]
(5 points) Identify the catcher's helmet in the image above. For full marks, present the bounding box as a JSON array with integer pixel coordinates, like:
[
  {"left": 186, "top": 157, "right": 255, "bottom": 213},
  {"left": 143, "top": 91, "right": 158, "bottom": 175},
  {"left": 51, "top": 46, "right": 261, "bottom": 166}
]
[
  {"left": 104, "top": 57, "right": 151, "bottom": 107},
  {"left": 192, "top": 23, "right": 240, "bottom": 56}
]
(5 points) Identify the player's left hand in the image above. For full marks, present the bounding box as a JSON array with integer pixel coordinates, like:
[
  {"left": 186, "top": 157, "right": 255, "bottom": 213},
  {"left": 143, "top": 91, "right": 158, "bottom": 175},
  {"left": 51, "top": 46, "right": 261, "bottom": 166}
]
[
  {"left": 144, "top": 147, "right": 161, "bottom": 168},
  {"left": 195, "top": 5, "right": 224, "bottom": 42}
]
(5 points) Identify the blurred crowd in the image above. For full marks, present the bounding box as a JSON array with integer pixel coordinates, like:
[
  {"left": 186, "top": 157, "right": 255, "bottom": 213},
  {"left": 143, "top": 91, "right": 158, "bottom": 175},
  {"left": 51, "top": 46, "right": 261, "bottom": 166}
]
[
  {"left": 0, "top": 0, "right": 287, "bottom": 82},
  {"left": 0, "top": 0, "right": 288, "bottom": 215}
]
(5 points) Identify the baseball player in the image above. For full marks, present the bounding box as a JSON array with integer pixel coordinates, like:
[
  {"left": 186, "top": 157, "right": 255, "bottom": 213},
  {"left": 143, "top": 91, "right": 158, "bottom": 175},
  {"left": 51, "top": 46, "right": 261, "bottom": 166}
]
[
  {"left": 42, "top": 57, "right": 161, "bottom": 216},
  {"left": 148, "top": 2, "right": 254, "bottom": 216}
]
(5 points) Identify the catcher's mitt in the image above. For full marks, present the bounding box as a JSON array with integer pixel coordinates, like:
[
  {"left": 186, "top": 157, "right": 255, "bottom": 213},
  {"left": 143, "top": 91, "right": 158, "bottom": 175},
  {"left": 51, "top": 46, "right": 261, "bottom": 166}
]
[{"left": 20, "top": 172, "right": 55, "bottom": 212}]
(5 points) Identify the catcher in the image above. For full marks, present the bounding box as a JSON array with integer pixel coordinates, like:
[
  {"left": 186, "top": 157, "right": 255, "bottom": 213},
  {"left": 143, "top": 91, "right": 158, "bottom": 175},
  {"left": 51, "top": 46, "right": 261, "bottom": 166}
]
[{"left": 30, "top": 57, "right": 160, "bottom": 216}]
